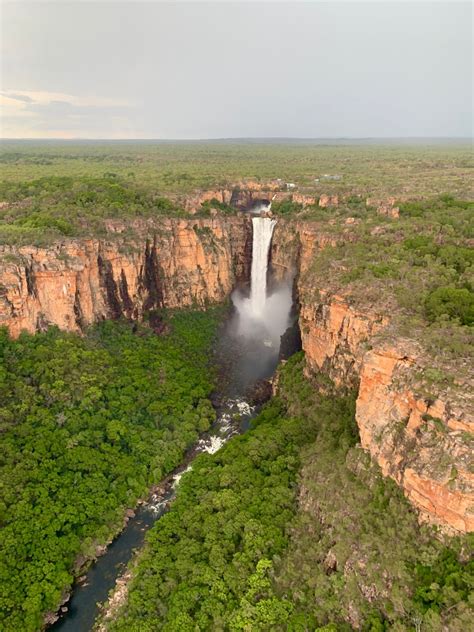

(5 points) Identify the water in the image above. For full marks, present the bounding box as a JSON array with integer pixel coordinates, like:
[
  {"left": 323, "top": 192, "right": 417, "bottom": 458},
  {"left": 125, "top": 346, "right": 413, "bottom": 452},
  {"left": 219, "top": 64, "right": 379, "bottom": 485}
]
[
  {"left": 232, "top": 216, "right": 292, "bottom": 350},
  {"left": 49, "top": 502, "right": 167, "bottom": 631},
  {"left": 250, "top": 217, "right": 277, "bottom": 317}
]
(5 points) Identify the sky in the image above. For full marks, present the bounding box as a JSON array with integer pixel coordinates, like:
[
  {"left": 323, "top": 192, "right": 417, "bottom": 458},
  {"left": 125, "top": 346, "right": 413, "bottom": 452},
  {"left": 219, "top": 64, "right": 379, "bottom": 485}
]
[{"left": 0, "top": 1, "right": 472, "bottom": 139}]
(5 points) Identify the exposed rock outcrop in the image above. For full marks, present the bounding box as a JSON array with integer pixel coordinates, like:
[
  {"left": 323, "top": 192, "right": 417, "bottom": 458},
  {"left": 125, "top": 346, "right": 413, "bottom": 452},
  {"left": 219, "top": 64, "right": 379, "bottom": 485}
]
[
  {"left": 0, "top": 217, "right": 251, "bottom": 336},
  {"left": 270, "top": 221, "right": 473, "bottom": 533},
  {"left": 319, "top": 194, "right": 339, "bottom": 208},
  {"left": 366, "top": 196, "right": 400, "bottom": 218},
  {"left": 357, "top": 343, "right": 473, "bottom": 532},
  {"left": 292, "top": 193, "right": 318, "bottom": 206},
  {"left": 296, "top": 287, "right": 473, "bottom": 533},
  {"left": 176, "top": 182, "right": 278, "bottom": 214}
]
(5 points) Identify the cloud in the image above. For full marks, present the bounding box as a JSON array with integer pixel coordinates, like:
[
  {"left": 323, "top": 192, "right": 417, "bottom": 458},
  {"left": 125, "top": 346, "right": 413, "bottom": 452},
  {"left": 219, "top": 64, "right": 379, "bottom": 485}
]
[
  {"left": 1, "top": 2, "right": 471, "bottom": 139},
  {"left": 4, "top": 93, "right": 34, "bottom": 103},
  {"left": 0, "top": 94, "right": 38, "bottom": 122},
  {"left": 1, "top": 89, "right": 133, "bottom": 108},
  {"left": 0, "top": 89, "right": 137, "bottom": 138}
]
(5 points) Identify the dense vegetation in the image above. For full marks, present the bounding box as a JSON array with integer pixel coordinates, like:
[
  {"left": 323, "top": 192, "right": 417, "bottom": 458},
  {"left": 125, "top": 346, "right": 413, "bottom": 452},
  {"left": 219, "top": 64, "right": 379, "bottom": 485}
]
[
  {"left": 1, "top": 141, "right": 471, "bottom": 198},
  {"left": 107, "top": 355, "right": 473, "bottom": 631},
  {"left": 0, "top": 141, "right": 471, "bottom": 630},
  {"left": 271, "top": 198, "right": 304, "bottom": 216},
  {"left": 0, "top": 310, "right": 221, "bottom": 631},
  {"left": 0, "top": 174, "right": 184, "bottom": 244},
  {"left": 272, "top": 357, "right": 473, "bottom": 631}
]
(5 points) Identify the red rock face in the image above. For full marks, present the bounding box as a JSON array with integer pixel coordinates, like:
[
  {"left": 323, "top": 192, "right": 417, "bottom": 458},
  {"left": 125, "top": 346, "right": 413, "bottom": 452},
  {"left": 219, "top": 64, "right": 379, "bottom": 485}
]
[
  {"left": 181, "top": 189, "right": 233, "bottom": 214},
  {"left": 271, "top": 223, "right": 473, "bottom": 533},
  {"left": 296, "top": 288, "right": 473, "bottom": 533},
  {"left": 292, "top": 193, "right": 318, "bottom": 206},
  {"left": 357, "top": 345, "right": 473, "bottom": 533},
  {"left": 0, "top": 216, "right": 251, "bottom": 336},
  {"left": 366, "top": 197, "right": 400, "bottom": 218},
  {"left": 319, "top": 194, "right": 339, "bottom": 208},
  {"left": 176, "top": 183, "right": 279, "bottom": 214}
]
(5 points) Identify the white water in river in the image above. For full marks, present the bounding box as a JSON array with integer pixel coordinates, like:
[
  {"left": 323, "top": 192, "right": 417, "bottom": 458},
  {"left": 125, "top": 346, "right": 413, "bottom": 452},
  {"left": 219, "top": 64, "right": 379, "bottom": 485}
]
[{"left": 250, "top": 217, "right": 277, "bottom": 318}]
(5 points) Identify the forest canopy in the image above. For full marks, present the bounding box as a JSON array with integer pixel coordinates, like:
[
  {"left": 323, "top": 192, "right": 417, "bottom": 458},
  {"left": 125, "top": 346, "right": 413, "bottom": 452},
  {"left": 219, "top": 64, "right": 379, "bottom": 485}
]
[{"left": 0, "top": 310, "right": 221, "bottom": 632}]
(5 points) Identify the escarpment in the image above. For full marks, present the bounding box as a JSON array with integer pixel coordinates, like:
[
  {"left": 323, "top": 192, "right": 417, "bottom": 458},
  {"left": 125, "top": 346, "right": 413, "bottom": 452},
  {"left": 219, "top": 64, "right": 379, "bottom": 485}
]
[
  {"left": 0, "top": 214, "right": 472, "bottom": 534},
  {"left": 0, "top": 216, "right": 251, "bottom": 336},
  {"left": 270, "top": 222, "right": 473, "bottom": 534},
  {"left": 298, "top": 291, "right": 473, "bottom": 533},
  {"left": 174, "top": 181, "right": 279, "bottom": 214}
]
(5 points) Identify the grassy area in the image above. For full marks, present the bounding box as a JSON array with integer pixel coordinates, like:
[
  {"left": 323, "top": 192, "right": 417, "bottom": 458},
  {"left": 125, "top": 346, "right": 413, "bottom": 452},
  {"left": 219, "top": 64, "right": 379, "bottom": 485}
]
[
  {"left": 1, "top": 140, "right": 472, "bottom": 194},
  {"left": 0, "top": 140, "right": 471, "bottom": 245},
  {"left": 299, "top": 195, "right": 474, "bottom": 383},
  {"left": 0, "top": 173, "right": 187, "bottom": 245}
]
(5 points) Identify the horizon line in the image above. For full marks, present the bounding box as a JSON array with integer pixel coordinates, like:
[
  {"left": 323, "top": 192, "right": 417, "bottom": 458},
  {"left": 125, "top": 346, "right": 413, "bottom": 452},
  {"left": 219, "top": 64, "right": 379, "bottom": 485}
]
[{"left": 1, "top": 136, "right": 472, "bottom": 143}]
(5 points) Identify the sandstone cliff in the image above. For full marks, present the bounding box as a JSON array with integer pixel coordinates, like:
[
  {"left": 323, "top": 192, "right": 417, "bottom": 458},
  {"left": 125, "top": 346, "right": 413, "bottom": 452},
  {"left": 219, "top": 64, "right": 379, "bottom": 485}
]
[
  {"left": 299, "top": 292, "right": 473, "bottom": 533},
  {"left": 175, "top": 183, "right": 276, "bottom": 214},
  {"left": 270, "top": 222, "right": 473, "bottom": 533},
  {"left": 0, "top": 216, "right": 251, "bottom": 336}
]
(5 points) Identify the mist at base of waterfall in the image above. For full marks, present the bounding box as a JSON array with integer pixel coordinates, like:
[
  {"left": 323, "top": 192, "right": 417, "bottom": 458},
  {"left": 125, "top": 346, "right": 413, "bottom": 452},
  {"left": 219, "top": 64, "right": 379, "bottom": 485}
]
[
  {"left": 231, "top": 282, "right": 293, "bottom": 349},
  {"left": 216, "top": 282, "right": 293, "bottom": 396},
  {"left": 217, "top": 215, "right": 294, "bottom": 396}
]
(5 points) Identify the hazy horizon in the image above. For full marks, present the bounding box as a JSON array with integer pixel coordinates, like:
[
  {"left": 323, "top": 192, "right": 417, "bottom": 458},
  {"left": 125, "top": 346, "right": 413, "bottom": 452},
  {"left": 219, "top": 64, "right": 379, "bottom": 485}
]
[
  {"left": 1, "top": 136, "right": 472, "bottom": 144},
  {"left": 1, "top": 1, "right": 472, "bottom": 140}
]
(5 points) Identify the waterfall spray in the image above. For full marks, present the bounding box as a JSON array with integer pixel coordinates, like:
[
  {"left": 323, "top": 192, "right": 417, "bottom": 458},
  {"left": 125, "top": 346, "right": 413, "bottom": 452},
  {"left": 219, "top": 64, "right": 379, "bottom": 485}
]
[
  {"left": 231, "top": 211, "right": 292, "bottom": 354},
  {"left": 250, "top": 217, "right": 277, "bottom": 318}
]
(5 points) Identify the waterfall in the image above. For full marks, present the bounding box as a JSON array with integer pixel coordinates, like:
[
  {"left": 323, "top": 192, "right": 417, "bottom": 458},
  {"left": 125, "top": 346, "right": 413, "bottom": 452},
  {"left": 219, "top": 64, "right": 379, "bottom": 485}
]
[
  {"left": 231, "top": 212, "right": 291, "bottom": 351},
  {"left": 249, "top": 217, "right": 276, "bottom": 319}
]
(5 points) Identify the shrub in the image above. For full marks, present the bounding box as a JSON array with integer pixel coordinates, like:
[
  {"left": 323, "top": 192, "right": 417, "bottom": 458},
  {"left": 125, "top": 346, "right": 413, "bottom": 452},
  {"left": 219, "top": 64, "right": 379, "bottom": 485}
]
[
  {"left": 271, "top": 199, "right": 303, "bottom": 216},
  {"left": 425, "top": 287, "right": 474, "bottom": 326},
  {"left": 14, "top": 212, "right": 74, "bottom": 236}
]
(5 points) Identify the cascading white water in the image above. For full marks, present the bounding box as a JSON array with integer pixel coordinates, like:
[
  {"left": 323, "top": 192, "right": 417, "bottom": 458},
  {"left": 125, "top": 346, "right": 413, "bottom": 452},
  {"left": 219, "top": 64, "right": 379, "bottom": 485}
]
[
  {"left": 231, "top": 209, "right": 292, "bottom": 350},
  {"left": 249, "top": 217, "right": 277, "bottom": 318}
]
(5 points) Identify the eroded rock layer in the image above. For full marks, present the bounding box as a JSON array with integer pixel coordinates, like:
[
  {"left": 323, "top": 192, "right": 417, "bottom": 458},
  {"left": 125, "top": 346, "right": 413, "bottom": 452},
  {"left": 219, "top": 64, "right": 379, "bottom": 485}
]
[
  {"left": 0, "top": 217, "right": 251, "bottom": 336},
  {"left": 270, "top": 223, "right": 473, "bottom": 534}
]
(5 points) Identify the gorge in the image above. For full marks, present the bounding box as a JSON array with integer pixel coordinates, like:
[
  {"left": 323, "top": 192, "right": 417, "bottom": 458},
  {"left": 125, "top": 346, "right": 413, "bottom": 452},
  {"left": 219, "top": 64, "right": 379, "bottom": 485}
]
[
  {"left": 50, "top": 215, "right": 290, "bottom": 630},
  {"left": 0, "top": 213, "right": 471, "bottom": 536}
]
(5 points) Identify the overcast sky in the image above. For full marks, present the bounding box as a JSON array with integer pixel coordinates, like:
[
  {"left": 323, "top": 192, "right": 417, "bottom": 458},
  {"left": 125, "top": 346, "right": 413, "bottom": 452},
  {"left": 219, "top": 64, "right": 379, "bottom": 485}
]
[{"left": 0, "top": 1, "right": 472, "bottom": 139}]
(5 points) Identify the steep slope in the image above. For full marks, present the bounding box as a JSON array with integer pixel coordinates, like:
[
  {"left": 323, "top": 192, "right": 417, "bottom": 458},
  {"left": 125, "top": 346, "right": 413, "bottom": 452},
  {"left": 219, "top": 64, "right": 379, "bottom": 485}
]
[
  {"left": 0, "top": 217, "right": 251, "bottom": 336},
  {"left": 0, "top": 213, "right": 472, "bottom": 533},
  {"left": 271, "top": 221, "right": 473, "bottom": 534}
]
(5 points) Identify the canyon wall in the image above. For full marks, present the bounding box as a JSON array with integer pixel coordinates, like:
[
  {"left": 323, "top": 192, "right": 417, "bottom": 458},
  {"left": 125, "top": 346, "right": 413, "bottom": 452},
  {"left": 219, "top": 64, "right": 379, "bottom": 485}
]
[
  {"left": 271, "top": 223, "right": 473, "bottom": 534},
  {"left": 0, "top": 216, "right": 251, "bottom": 336},
  {"left": 174, "top": 183, "right": 276, "bottom": 214},
  {"left": 298, "top": 293, "right": 473, "bottom": 533}
]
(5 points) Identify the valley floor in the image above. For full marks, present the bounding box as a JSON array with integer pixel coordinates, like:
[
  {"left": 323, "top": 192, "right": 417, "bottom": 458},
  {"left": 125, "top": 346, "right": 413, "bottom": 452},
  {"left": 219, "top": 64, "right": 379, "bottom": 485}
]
[{"left": 0, "top": 310, "right": 221, "bottom": 631}]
